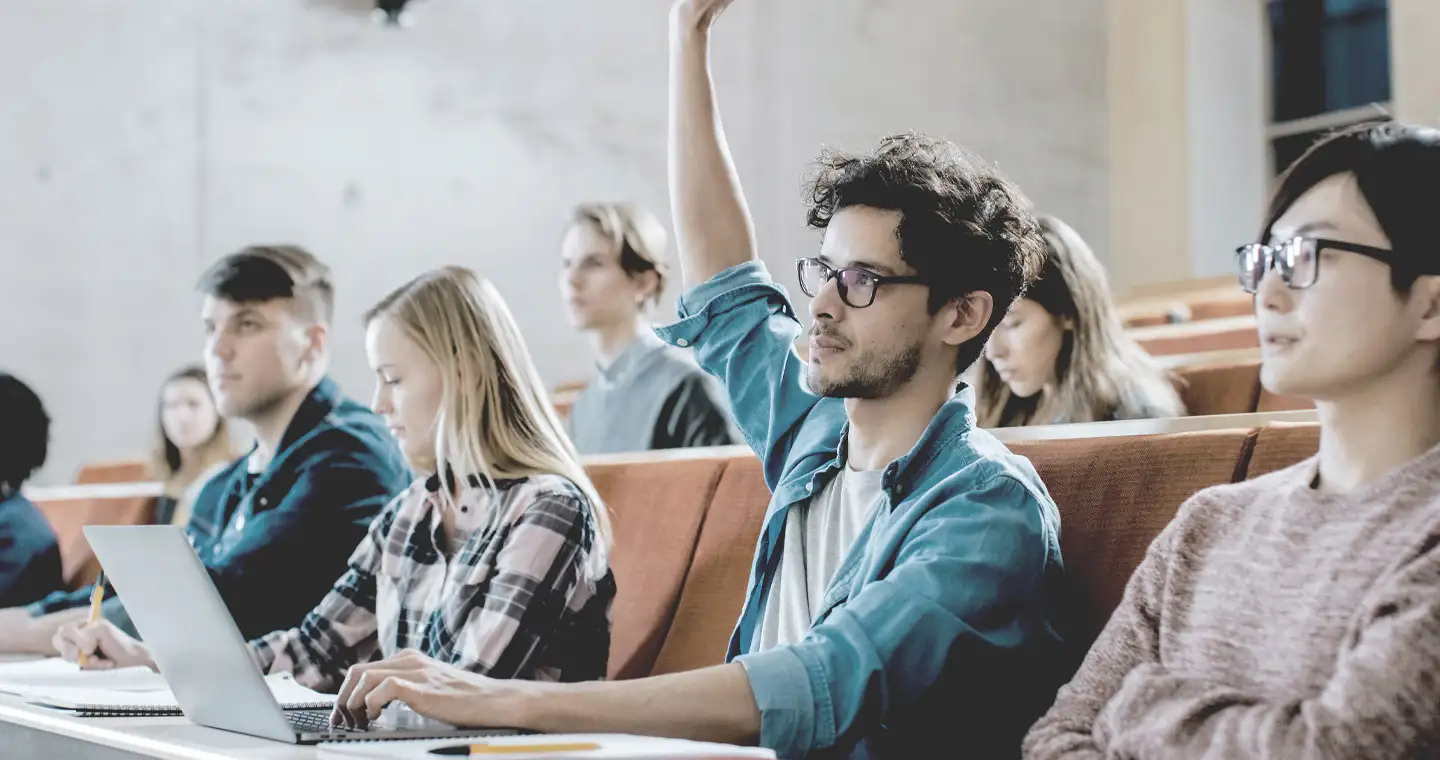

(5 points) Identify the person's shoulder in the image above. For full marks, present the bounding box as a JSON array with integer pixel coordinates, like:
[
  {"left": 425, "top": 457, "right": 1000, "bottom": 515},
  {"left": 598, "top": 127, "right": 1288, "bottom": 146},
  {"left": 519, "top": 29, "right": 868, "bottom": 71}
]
[
  {"left": 1, "top": 494, "right": 58, "bottom": 540},
  {"left": 286, "top": 396, "right": 407, "bottom": 476},
  {"left": 498, "top": 473, "right": 588, "bottom": 506}
]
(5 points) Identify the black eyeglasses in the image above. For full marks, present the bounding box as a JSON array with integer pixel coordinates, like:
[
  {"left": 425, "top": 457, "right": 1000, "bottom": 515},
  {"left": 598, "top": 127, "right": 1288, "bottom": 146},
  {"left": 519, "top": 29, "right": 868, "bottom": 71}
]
[
  {"left": 1235, "top": 237, "right": 1403, "bottom": 294},
  {"left": 796, "top": 258, "right": 927, "bottom": 309}
]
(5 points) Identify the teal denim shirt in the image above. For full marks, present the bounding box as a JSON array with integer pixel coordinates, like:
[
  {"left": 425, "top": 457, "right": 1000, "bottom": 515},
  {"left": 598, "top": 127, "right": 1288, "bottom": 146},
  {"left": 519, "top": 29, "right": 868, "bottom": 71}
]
[{"left": 654, "top": 261, "right": 1071, "bottom": 760}]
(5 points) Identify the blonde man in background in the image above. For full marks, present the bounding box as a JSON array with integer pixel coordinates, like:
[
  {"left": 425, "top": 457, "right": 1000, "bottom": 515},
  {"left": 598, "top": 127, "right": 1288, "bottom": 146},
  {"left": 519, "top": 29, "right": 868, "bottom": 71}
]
[{"left": 559, "top": 202, "right": 737, "bottom": 454}]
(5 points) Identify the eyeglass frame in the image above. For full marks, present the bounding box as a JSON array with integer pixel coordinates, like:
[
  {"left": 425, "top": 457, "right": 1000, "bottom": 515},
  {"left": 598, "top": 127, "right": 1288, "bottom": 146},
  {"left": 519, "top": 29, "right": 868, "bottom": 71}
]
[
  {"left": 794, "top": 257, "right": 928, "bottom": 309},
  {"left": 1234, "top": 236, "right": 1405, "bottom": 294}
]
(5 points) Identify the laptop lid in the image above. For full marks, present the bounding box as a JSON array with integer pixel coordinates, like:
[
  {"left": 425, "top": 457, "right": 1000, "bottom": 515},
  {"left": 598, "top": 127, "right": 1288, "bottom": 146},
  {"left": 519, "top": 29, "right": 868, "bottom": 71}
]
[{"left": 83, "top": 525, "right": 303, "bottom": 742}]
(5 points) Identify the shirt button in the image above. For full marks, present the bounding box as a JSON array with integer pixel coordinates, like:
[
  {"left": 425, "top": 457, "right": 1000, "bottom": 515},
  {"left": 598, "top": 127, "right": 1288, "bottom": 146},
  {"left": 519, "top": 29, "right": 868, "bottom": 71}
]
[
  {"left": 805, "top": 482, "right": 814, "bottom": 493},
  {"left": 676, "top": 338, "right": 690, "bottom": 347},
  {"left": 258, "top": 497, "right": 268, "bottom": 507}
]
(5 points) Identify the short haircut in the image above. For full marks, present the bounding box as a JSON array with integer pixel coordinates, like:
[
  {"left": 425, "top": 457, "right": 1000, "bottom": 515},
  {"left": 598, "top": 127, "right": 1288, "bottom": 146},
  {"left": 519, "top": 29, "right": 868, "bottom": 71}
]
[
  {"left": 0, "top": 373, "right": 50, "bottom": 494},
  {"left": 571, "top": 202, "right": 670, "bottom": 305},
  {"left": 196, "top": 244, "right": 335, "bottom": 324},
  {"left": 805, "top": 132, "right": 1047, "bottom": 373},
  {"left": 1262, "top": 119, "right": 1440, "bottom": 292}
]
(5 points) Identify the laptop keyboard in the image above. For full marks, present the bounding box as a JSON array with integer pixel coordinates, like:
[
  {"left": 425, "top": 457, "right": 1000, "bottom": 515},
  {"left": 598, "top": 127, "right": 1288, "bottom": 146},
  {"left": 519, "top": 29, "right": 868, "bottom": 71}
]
[{"left": 287, "top": 710, "right": 364, "bottom": 733}]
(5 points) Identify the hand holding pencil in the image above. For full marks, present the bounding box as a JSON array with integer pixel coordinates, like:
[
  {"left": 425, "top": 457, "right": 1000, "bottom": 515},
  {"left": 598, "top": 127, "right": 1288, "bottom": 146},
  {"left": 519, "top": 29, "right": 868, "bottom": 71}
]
[{"left": 52, "top": 574, "right": 158, "bottom": 671}]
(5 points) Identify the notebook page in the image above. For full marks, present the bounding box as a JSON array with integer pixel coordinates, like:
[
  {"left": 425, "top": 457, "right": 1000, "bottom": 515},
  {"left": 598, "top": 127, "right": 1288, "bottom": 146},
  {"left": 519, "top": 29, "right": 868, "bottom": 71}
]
[
  {"left": 22, "top": 671, "right": 337, "bottom": 710},
  {"left": 0, "top": 658, "right": 163, "bottom": 695}
]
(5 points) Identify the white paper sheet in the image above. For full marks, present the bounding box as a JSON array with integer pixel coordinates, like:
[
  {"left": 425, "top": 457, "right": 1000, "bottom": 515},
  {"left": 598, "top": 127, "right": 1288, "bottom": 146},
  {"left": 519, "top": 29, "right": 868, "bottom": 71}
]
[
  {"left": 0, "top": 657, "right": 164, "bottom": 695},
  {"left": 19, "top": 671, "right": 335, "bottom": 711}
]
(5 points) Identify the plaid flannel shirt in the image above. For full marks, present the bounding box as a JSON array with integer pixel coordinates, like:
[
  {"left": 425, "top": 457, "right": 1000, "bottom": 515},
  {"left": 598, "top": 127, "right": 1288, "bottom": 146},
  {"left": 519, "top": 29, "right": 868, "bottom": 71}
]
[{"left": 249, "top": 472, "right": 615, "bottom": 692}]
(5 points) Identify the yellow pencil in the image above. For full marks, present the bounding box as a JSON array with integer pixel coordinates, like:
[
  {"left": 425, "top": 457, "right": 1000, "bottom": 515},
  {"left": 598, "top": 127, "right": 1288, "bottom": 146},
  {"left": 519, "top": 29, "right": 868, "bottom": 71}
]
[
  {"left": 76, "top": 571, "right": 106, "bottom": 669},
  {"left": 430, "top": 742, "right": 602, "bottom": 756}
]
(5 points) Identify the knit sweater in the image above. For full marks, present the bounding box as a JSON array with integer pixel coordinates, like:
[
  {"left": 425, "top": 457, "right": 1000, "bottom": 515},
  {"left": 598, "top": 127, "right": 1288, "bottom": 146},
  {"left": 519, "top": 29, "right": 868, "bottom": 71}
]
[{"left": 1024, "top": 443, "right": 1440, "bottom": 759}]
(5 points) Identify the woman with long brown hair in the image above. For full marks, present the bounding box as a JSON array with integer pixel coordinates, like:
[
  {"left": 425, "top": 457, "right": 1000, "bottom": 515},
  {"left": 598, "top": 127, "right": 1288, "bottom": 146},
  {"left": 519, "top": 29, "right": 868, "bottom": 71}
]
[
  {"left": 977, "top": 215, "right": 1185, "bottom": 426},
  {"left": 151, "top": 365, "right": 236, "bottom": 526}
]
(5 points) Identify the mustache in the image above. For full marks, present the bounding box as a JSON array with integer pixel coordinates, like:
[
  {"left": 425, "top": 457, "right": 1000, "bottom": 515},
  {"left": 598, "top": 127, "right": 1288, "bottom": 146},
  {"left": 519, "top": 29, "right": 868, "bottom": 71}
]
[{"left": 809, "top": 323, "right": 849, "bottom": 346}]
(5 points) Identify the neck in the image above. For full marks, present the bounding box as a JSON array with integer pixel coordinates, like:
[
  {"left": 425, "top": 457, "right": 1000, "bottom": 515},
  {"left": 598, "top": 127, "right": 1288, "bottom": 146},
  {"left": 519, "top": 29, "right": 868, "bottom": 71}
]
[
  {"left": 247, "top": 380, "right": 318, "bottom": 469},
  {"left": 590, "top": 316, "right": 648, "bottom": 368},
  {"left": 844, "top": 370, "right": 953, "bottom": 472},
  {"left": 1316, "top": 361, "right": 1440, "bottom": 494},
  {"left": 175, "top": 448, "right": 203, "bottom": 478}
]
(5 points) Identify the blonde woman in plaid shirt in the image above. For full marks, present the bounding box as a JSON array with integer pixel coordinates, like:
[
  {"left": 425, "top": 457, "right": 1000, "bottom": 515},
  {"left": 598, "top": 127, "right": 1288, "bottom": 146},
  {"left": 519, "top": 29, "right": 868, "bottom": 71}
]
[{"left": 54, "top": 266, "right": 616, "bottom": 692}]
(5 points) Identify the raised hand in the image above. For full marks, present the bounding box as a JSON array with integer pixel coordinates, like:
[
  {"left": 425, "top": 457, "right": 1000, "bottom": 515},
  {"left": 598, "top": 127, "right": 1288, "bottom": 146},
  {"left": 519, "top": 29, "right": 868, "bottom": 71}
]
[{"left": 670, "top": 0, "right": 738, "bottom": 35}]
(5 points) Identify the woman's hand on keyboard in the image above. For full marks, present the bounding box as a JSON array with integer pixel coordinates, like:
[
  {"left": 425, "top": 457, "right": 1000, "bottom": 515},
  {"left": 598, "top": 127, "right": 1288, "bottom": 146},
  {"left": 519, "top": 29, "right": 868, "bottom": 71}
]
[{"left": 330, "top": 649, "right": 535, "bottom": 730}]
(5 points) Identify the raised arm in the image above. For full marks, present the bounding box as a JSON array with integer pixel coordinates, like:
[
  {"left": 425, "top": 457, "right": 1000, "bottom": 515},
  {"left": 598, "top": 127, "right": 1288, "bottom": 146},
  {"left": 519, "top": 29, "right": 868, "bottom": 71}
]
[{"left": 668, "top": 0, "right": 756, "bottom": 288}]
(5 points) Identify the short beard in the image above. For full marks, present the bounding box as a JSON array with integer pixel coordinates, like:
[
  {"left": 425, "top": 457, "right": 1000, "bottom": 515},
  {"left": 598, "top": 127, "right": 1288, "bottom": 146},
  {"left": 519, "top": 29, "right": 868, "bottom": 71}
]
[
  {"left": 807, "top": 340, "right": 923, "bottom": 399},
  {"left": 222, "top": 386, "right": 293, "bottom": 427}
]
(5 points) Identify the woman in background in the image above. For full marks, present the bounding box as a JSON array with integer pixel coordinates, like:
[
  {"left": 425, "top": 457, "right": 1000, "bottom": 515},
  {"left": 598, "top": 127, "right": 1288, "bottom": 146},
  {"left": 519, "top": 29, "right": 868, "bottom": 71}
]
[
  {"left": 977, "top": 215, "right": 1186, "bottom": 427},
  {"left": 151, "top": 366, "right": 236, "bottom": 526}
]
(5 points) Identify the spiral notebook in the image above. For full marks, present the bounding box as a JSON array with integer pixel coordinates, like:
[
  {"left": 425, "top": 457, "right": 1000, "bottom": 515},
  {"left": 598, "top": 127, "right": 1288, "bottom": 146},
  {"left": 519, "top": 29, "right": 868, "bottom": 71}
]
[{"left": 23, "top": 671, "right": 335, "bottom": 717}]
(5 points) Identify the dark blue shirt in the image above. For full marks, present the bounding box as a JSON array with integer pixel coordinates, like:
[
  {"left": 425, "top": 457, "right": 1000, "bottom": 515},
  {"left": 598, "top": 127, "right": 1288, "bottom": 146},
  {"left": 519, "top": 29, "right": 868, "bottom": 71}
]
[
  {"left": 28, "top": 377, "right": 411, "bottom": 640},
  {"left": 0, "top": 491, "right": 63, "bottom": 608}
]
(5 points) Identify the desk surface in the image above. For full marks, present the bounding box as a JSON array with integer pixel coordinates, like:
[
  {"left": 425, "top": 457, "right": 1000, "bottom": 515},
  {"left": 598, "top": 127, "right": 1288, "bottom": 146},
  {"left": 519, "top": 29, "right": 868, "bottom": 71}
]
[{"left": 0, "top": 692, "right": 329, "bottom": 760}]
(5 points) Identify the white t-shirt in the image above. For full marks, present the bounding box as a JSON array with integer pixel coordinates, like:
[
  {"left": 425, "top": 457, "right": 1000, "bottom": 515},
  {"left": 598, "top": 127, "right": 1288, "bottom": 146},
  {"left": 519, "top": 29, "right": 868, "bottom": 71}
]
[{"left": 756, "top": 463, "right": 885, "bottom": 651}]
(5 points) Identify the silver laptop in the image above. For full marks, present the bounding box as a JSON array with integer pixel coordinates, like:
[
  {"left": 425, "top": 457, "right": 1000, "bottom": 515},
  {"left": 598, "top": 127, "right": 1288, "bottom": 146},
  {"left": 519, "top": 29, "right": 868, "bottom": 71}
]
[{"left": 84, "top": 524, "right": 521, "bottom": 744}]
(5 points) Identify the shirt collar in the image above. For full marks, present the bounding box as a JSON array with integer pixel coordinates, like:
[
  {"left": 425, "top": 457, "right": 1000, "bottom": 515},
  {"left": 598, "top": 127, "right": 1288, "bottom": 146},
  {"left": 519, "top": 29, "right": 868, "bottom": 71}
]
[
  {"left": 596, "top": 330, "right": 665, "bottom": 387},
  {"left": 276, "top": 377, "right": 342, "bottom": 453}
]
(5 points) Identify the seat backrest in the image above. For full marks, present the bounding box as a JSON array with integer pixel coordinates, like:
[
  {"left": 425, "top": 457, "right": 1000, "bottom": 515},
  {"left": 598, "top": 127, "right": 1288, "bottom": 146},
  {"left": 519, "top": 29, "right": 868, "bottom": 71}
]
[
  {"left": 585, "top": 455, "right": 730, "bottom": 680},
  {"left": 1009, "top": 428, "right": 1258, "bottom": 645},
  {"left": 1255, "top": 387, "right": 1313, "bottom": 413},
  {"left": 1175, "top": 361, "right": 1261, "bottom": 416},
  {"left": 1243, "top": 422, "right": 1319, "bottom": 479},
  {"left": 1135, "top": 323, "right": 1260, "bottom": 356},
  {"left": 33, "top": 495, "right": 157, "bottom": 588},
  {"left": 1186, "top": 295, "right": 1253, "bottom": 322},
  {"left": 74, "top": 459, "right": 152, "bottom": 485},
  {"left": 651, "top": 455, "right": 770, "bottom": 676}
]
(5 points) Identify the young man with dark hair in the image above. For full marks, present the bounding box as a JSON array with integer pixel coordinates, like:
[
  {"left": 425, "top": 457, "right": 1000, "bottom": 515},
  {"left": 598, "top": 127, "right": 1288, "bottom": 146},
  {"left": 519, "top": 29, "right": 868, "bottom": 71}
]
[
  {"left": 560, "top": 201, "right": 738, "bottom": 454},
  {"left": 1026, "top": 122, "right": 1440, "bottom": 758},
  {"left": 0, "top": 373, "right": 63, "bottom": 608},
  {"left": 0, "top": 244, "right": 410, "bottom": 650},
  {"left": 325, "top": 3, "right": 1069, "bottom": 757}
]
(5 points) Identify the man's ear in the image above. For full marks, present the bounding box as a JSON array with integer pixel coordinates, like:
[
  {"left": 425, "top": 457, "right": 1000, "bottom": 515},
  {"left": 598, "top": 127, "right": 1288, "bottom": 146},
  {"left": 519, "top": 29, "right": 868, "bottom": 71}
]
[
  {"left": 940, "top": 291, "right": 994, "bottom": 348},
  {"left": 303, "top": 322, "right": 329, "bottom": 367},
  {"left": 1413, "top": 275, "right": 1440, "bottom": 342},
  {"left": 636, "top": 270, "right": 662, "bottom": 306}
]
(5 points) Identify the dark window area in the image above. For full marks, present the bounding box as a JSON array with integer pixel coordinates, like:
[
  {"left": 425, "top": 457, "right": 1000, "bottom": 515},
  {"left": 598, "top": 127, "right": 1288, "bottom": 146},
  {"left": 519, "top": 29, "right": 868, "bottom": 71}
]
[{"left": 1268, "top": 0, "right": 1390, "bottom": 123}]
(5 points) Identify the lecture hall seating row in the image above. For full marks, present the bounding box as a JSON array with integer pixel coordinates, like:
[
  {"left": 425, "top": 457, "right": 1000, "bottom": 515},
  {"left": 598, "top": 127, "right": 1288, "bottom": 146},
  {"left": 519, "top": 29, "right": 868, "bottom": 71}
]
[{"left": 27, "top": 412, "right": 1320, "bottom": 680}]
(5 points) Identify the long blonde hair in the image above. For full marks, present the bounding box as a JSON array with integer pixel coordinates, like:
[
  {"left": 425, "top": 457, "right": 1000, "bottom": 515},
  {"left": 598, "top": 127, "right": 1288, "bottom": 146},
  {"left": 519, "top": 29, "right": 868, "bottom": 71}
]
[
  {"left": 976, "top": 216, "right": 1185, "bottom": 427},
  {"left": 364, "top": 267, "right": 612, "bottom": 565}
]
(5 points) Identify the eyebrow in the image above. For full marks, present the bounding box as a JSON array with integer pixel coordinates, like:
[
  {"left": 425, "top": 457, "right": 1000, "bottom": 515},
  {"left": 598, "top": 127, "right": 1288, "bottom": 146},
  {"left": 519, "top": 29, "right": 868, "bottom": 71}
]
[
  {"left": 1274, "top": 221, "right": 1339, "bottom": 241},
  {"left": 227, "top": 308, "right": 267, "bottom": 323},
  {"left": 819, "top": 255, "right": 900, "bottom": 277}
]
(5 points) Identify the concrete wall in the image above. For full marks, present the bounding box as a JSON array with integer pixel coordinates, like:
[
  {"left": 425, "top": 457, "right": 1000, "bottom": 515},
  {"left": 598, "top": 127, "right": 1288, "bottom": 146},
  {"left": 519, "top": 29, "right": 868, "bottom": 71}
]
[{"left": 0, "top": 0, "right": 1107, "bottom": 484}]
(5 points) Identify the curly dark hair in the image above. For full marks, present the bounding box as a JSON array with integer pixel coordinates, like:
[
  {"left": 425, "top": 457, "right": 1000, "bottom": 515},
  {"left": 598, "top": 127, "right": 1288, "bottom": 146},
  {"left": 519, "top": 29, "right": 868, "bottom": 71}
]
[
  {"left": 0, "top": 373, "right": 50, "bottom": 494},
  {"left": 804, "top": 132, "right": 1047, "bottom": 373}
]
